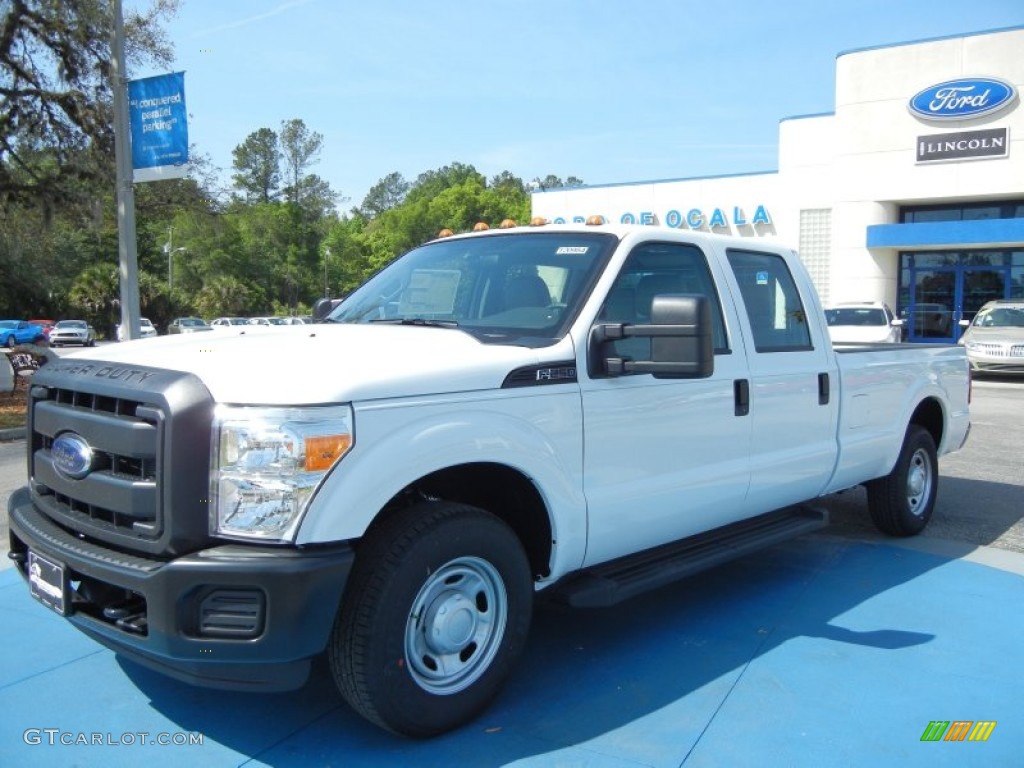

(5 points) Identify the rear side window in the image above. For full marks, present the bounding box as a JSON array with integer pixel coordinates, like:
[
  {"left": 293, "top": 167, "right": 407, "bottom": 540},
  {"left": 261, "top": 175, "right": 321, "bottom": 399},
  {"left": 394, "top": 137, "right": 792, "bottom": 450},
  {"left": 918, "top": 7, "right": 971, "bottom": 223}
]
[{"left": 727, "top": 249, "right": 812, "bottom": 352}]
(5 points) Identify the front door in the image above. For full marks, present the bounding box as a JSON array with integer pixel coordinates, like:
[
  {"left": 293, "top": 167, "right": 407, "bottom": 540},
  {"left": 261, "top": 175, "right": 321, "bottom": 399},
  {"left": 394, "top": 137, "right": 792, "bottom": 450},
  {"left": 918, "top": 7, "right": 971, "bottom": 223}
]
[{"left": 579, "top": 240, "right": 752, "bottom": 567}]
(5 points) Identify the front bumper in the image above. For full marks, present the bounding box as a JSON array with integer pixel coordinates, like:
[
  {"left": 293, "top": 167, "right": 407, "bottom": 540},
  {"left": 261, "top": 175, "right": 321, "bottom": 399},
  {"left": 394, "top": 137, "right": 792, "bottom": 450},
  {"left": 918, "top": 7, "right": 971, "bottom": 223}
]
[{"left": 8, "top": 487, "right": 354, "bottom": 691}]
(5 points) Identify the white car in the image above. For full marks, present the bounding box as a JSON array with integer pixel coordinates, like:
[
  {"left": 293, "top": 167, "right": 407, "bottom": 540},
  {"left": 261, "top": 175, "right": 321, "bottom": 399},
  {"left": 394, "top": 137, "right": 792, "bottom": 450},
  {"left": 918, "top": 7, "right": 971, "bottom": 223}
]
[
  {"left": 49, "top": 320, "right": 96, "bottom": 347},
  {"left": 824, "top": 302, "right": 903, "bottom": 344},
  {"left": 210, "top": 317, "right": 249, "bottom": 329},
  {"left": 116, "top": 318, "right": 158, "bottom": 341},
  {"left": 247, "top": 317, "right": 289, "bottom": 326}
]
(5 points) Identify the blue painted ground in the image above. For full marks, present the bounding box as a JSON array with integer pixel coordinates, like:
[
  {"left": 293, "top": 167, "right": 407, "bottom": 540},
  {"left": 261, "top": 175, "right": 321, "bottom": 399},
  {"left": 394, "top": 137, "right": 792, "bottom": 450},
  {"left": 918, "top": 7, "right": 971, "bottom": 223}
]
[{"left": 1, "top": 535, "right": 1021, "bottom": 767}]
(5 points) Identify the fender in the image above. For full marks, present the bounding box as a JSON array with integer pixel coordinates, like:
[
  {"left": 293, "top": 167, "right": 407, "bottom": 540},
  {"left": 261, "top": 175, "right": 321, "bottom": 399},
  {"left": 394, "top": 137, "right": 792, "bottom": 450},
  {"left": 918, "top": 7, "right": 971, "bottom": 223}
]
[{"left": 295, "top": 387, "right": 588, "bottom": 582}]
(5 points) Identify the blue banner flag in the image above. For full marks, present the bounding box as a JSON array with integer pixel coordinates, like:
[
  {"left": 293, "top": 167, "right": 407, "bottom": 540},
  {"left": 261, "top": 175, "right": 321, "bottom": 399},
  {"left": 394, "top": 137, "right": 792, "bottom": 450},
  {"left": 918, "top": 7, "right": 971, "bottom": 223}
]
[{"left": 127, "top": 72, "right": 189, "bottom": 182}]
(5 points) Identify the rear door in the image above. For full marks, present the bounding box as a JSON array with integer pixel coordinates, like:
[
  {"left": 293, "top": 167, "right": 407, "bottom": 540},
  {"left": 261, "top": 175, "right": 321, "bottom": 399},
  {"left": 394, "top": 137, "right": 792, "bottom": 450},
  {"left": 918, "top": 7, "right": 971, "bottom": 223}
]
[{"left": 724, "top": 248, "right": 839, "bottom": 515}]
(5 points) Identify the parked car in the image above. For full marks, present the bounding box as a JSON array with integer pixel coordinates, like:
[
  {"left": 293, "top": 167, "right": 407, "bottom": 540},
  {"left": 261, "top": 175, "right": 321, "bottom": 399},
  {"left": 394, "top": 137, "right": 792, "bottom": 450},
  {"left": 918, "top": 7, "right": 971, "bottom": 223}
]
[
  {"left": 0, "top": 320, "right": 46, "bottom": 348},
  {"left": 28, "top": 319, "right": 56, "bottom": 340},
  {"left": 958, "top": 299, "right": 1024, "bottom": 374},
  {"left": 49, "top": 320, "right": 96, "bottom": 347},
  {"left": 115, "top": 318, "right": 158, "bottom": 341},
  {"left": 824, "top": 302, "right": 903, "bottom": 344},
  {"left": 247, "top": 316, "right": 288, "bottom": 326},
  {"left": 168, "top": 317, "right": 213, "bottom": 334},
  {"left": 210, "top": 317, "right": 249, "bottom": 329}
]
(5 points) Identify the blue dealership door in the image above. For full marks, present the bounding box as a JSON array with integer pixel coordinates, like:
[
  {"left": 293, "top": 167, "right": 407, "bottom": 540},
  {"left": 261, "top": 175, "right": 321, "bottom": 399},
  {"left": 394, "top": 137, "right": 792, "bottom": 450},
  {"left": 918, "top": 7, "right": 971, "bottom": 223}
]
[{"left": 905, "top": 265, "right": 1008, "bottom": 342}]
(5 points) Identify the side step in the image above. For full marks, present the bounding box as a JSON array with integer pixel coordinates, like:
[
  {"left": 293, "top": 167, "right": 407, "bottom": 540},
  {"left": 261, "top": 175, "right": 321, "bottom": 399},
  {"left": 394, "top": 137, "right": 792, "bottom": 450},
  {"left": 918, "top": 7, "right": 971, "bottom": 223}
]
[{"left": 550, "top": 505, "right": 828, "bottom": 608}]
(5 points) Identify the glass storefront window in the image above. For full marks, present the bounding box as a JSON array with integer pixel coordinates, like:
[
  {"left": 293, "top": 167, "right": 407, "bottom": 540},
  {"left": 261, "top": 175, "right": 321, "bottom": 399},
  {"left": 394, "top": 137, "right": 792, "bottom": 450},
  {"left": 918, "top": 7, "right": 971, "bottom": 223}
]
[
  {"left": 898, "top": 249, "right": 1024, "bottom": 341},
  {"left": 901, "top": 199, "right": 1024, "bottom": 223}
]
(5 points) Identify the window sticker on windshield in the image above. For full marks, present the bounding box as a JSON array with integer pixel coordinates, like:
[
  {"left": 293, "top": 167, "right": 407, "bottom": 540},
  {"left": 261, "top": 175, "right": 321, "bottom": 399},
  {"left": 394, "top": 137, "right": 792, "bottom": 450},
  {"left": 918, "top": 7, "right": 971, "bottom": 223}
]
[
  {"left": 556, "top": 246, "right": 589, "bottom": 255},
  {"left": 756, "top": 271, "right": 769, "bottom": 285},
  {"left": 398, "top": 269, "right": 461, "bottom": 315}
]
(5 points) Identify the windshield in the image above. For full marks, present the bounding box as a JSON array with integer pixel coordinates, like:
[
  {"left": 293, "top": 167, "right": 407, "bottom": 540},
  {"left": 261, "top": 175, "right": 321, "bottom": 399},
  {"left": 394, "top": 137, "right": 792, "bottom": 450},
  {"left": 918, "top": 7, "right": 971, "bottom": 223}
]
[
  {"left": 825, "top": 308, "right": 886, "bottom": 327},
  {"left": 328, "top": 232, "right": 617, "bottom": 345},
  {"left": 974, "top": 307, "right": 1024, "bottom": 328},
  {"left": 57, "top": 321, "right": 87, "bottom": 329}
]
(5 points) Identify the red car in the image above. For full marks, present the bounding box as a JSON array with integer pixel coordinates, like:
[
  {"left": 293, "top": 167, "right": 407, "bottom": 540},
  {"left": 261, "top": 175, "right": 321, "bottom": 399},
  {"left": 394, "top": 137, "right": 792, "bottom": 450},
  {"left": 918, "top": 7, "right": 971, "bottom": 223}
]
[{"left": 28, "top": 319, "right": 56, "bottom": 340}]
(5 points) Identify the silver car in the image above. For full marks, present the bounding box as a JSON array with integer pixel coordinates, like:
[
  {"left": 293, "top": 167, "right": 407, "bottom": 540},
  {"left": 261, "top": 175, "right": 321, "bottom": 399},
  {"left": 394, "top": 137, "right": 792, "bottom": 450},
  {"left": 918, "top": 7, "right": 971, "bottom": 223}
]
[
  {"left": 49, "top": 319, "right": 96, "bottom": 347},
  {"left": 959, "top": 300, "right": 1024, "bottom": 374}
]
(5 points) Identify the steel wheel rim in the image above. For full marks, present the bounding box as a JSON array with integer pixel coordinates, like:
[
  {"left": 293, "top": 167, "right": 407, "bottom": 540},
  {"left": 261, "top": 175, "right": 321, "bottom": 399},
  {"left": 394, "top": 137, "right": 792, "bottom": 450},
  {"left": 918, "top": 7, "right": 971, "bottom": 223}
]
[
  {"left": 906, "top": 447, "right": 933, "bottom": 516},
  {"left": 405, "top": 556, "right": 508, "bottom": 695}
]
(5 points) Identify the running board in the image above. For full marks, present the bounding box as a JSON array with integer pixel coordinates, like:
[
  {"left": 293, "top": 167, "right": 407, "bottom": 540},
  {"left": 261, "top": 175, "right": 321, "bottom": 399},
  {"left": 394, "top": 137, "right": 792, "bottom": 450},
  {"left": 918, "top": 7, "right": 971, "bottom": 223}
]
[{"left": 550, "top": 505, "right": 828, "bottom": 608}]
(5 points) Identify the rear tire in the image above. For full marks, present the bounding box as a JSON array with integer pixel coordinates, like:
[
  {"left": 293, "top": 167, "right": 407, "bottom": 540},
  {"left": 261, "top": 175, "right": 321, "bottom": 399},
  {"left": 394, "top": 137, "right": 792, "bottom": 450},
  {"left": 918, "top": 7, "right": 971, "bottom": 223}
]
[
  {"left": 330, "top": 502, "right": 532, "bottom": 737},
  {"left": 866, "top": 425, "right": 938, "bottom": 537}
]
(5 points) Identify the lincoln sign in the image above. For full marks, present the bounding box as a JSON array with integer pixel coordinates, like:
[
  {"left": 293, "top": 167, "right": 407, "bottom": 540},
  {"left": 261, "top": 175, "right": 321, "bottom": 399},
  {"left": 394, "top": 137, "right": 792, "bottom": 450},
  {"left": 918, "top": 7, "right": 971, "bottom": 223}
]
[{"left": 916, "top": 128, "right": 1009, "bottom": 164}]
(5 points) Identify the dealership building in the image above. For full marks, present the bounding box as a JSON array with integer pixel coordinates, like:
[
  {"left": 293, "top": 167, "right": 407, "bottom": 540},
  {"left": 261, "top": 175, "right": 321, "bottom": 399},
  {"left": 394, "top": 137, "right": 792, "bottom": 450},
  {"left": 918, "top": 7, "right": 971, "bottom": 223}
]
[{"left": 531, "top": 26, "right": 1024, "bottom": 343}]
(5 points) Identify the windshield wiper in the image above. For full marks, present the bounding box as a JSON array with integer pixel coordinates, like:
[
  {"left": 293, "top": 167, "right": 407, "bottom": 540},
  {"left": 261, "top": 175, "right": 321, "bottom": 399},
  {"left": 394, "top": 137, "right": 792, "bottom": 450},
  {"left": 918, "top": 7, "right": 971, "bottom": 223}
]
[{"left": 369, "top": 318, "right": 460, "bottom": 328}]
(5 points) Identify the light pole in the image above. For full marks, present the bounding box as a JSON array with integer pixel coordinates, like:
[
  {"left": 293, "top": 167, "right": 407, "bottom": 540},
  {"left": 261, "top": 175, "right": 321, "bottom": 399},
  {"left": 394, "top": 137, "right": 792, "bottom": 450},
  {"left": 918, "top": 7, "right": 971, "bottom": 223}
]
[
  {"left": 323, "top": 246, "right": 331, "bottom": 298},
  {"left": 166, "top": 245, "right": 186, "bottom": 291}
]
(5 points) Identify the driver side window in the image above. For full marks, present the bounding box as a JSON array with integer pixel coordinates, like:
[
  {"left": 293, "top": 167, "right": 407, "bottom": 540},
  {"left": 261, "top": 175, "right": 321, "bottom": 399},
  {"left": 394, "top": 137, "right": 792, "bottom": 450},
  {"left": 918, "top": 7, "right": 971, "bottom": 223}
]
[{"left": 597, "top": 242, "right": 729, "bottom": 365}]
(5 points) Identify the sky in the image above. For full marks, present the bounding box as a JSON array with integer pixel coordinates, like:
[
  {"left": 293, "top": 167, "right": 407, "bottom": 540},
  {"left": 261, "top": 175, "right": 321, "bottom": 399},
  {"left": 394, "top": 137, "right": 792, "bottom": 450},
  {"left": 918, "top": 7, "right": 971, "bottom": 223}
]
[{"left": 145, "top": 0, "right": 1024, "bottom": 212}]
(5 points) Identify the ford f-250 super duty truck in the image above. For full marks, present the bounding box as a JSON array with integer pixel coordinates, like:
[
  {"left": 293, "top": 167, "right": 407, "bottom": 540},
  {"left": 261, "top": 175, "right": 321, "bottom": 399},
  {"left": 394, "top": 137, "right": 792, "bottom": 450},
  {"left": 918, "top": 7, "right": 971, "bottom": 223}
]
[{"left": 8, "top": 223, "right": 970, "bottom": 737}]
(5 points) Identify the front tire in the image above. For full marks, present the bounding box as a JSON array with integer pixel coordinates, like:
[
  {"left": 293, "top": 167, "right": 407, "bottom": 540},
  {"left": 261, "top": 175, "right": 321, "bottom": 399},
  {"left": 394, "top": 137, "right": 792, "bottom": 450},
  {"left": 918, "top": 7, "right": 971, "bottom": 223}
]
[
  {"left": 866, "top": 425, "right": 938, "bottom": 536},
  {"left": 330, "top": 502, "right": 532, "bottom": 737}
]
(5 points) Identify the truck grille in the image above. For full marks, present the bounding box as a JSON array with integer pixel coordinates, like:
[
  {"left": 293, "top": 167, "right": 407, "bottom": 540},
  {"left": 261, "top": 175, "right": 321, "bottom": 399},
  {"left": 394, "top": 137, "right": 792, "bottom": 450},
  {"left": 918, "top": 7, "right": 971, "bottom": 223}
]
[{"left": 28, "top": 362, "right": 215, "bottom": 557}]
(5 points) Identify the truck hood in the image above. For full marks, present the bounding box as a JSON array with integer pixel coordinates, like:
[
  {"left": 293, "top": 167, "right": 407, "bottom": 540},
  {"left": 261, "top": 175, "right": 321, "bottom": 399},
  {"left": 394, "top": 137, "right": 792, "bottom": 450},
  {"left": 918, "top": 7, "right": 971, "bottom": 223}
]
[{"left": 56, "top": 325, "right": 572, "bottom": 404}]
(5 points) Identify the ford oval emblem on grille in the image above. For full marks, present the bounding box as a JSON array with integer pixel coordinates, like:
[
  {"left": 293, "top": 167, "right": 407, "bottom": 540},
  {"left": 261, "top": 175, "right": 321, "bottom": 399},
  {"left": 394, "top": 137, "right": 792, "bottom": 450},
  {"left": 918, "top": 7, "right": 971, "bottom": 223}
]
[{"left": 52, "top": 432, "right": 94, "bottom": 480}]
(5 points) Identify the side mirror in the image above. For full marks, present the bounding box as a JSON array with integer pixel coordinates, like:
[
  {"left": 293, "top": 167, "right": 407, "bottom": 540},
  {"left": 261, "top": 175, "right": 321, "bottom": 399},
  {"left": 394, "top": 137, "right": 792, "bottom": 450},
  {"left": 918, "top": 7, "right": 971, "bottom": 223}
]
[
  {"left": 891, "top": 318, "right": 904, "bottom": 327},
  {"left": 313, "top": 297, "right": 341, "bottom": 321},
  {"left": 589, "top": 294, "right": 714, "bottom": 379},
  {"left": 958, "top": 319, "right": 970, "bottom": 328}
]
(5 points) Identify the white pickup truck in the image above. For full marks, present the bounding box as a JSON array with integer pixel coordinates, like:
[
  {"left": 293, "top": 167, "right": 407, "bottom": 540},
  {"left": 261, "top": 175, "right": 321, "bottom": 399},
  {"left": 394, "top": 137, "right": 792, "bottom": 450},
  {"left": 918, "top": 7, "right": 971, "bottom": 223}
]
[{"left": 8, "top": 223, "right": 970, "bottom": 737}]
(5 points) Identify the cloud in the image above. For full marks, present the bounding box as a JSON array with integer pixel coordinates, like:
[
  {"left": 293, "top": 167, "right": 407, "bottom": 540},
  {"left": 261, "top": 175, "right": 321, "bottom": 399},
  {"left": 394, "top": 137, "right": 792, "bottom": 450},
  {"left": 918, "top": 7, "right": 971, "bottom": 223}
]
[{"left": 191, "top": 0, "right": 315, "bottom": 38}]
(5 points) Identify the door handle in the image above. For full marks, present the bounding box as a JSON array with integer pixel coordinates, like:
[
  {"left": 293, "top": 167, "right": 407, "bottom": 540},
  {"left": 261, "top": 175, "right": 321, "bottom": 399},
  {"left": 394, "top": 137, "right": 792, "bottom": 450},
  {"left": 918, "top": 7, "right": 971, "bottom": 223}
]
[
  {"left": 818, "top": 372, "right": 830, "bottom": 405},
  {"left": 734, "top": 379, "right": 750, "bottom": 416}
]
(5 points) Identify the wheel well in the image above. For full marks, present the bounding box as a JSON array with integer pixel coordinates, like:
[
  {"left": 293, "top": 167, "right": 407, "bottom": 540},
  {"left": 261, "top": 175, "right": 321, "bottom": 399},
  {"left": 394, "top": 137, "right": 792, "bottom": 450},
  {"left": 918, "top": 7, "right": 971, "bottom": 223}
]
[
  {"left": 910, "top": 397, "right": 944, "bottom": 449},
  {"left": 373, "top": 462, "right": 553, "bottom": 580}
]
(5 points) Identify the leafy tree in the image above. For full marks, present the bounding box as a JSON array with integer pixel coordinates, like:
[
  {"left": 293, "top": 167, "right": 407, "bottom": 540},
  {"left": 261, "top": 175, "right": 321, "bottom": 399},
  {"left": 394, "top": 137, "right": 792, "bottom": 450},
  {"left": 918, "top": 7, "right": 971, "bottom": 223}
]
[
  {"left": 67, "top": 263, "right": 120, "bottom": 335},
  {"left": 231, "top": 128, "right": 280, "bottom": 203},
  {"left": 406, "top": 162, "right": 485, "bottom": 206},
  {"left": 0, "top": 0, "right": 180, "bottom": 210},
  {"left": 194, "top": 275, "right": 252, "bottom": 317},
  {"left": 279, "top": 118, "right": 323, "bottom": 206},
  {"left": 531, "top": 174, "right": 584, "bottom": 191},
  {"left": 358, "top": 171, "right": 409, "bottom": 219},
  {"left": 490, "top": 170, "right": 526, "bottom": 194}
]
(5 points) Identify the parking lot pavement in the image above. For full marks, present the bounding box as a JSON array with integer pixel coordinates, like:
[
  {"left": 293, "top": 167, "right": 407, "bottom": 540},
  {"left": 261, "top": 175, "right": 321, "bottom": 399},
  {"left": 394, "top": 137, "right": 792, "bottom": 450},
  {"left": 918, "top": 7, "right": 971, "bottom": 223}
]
[{"left": 1, "top": 534, "right": 1021, "bottom": 767}]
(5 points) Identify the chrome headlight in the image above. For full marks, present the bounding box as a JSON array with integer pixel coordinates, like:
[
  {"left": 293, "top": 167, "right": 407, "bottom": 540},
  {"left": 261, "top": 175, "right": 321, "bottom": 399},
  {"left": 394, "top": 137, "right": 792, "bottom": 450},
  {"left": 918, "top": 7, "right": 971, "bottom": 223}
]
[{"left": 211, "top": 405, "right": 354, "bottom": 541}]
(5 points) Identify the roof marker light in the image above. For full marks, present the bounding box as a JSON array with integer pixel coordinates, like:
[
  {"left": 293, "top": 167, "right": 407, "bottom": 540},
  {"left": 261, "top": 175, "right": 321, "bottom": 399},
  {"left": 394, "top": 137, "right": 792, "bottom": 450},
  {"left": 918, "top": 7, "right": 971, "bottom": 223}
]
[
  {"left": 499, "top": 218, "right": 517, "bottom": 228},
  {"left": 473, "top": 222, "right": 490, "bottom": 231},
  {"left": 585, "top": 215, "right": 606, "bottom": 225},
  {"left": 437, "top": 228, "right": 454, "bottom": 238},
  {"left": 529, "top": 217, "right": 548, "bottom": 226}
]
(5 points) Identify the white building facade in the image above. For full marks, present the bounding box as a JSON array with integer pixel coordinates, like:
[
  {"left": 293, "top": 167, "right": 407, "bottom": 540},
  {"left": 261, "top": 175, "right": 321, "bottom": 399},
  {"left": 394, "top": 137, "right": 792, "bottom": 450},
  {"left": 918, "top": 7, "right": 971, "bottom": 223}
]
[{"left": 531, "top": 26, "right": 1024, "bottom": 343}]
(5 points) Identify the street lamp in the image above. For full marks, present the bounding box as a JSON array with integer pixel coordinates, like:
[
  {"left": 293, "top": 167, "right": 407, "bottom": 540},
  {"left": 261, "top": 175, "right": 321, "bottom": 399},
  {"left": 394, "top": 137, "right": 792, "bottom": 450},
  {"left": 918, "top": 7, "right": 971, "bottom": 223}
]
[
  {"left": 167, "top": 247, "right": 186, "bottom": 291},
  {"left": 323, "top": 247, "right": 331, "bottom": 298},
  {"left": 164, "top": 226, "right": 187, "bottom": 290}
]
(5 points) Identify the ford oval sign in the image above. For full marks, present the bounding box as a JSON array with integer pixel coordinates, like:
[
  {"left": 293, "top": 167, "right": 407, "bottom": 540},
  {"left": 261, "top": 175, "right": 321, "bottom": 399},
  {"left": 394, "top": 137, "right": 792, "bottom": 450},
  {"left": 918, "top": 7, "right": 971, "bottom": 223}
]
[
  {"left": 52, "top": 432, "right": 94, "bottom": 480},
  {"left": 909, "top": 78, "right": 1016, "bottom": 122}
]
